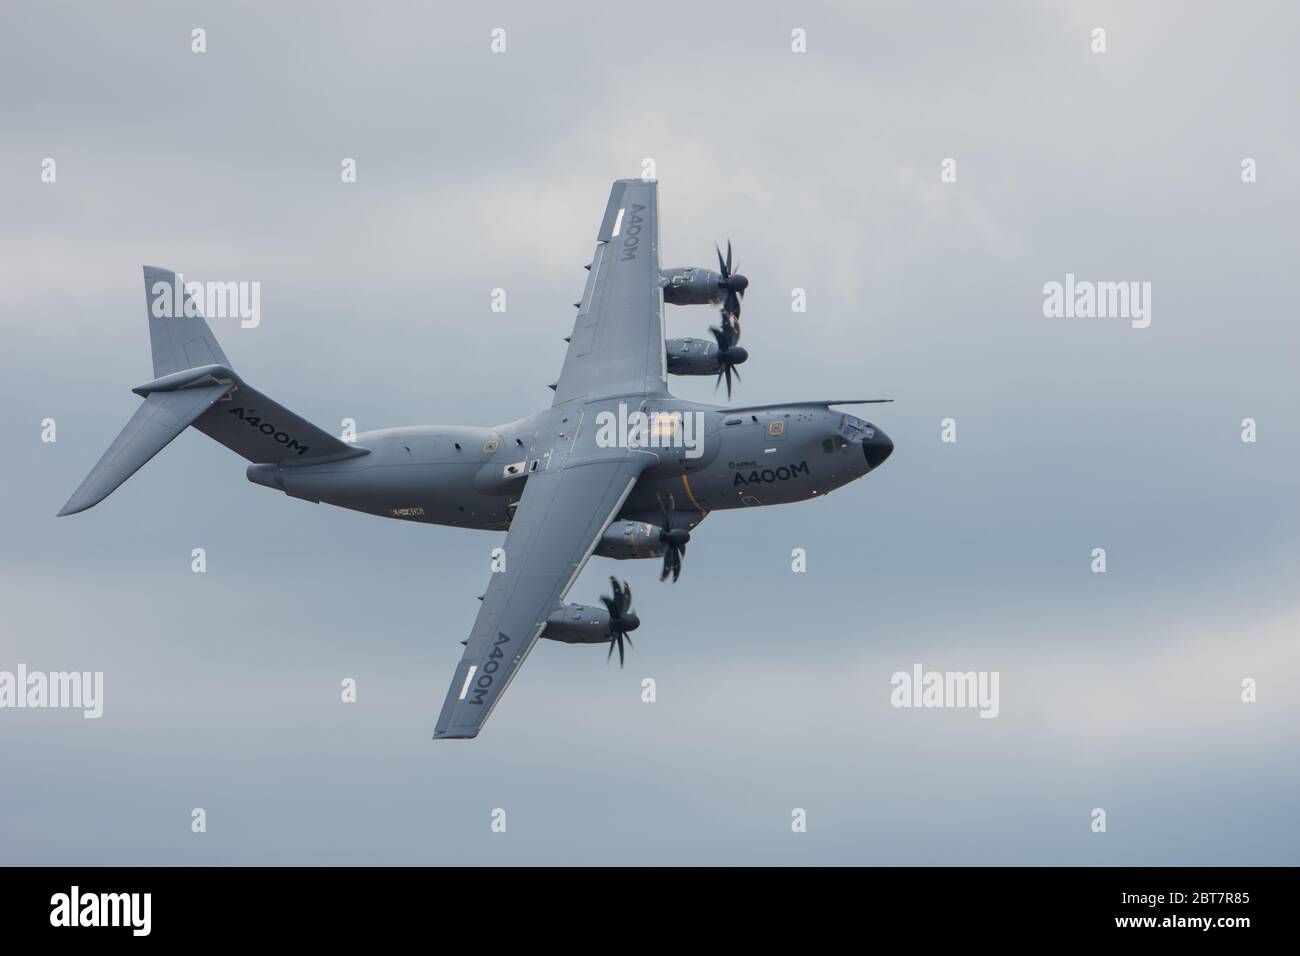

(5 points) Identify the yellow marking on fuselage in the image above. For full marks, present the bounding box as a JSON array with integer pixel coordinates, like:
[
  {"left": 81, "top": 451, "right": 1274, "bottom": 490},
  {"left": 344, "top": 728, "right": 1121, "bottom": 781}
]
[{"left": 680, "top": 474, "right": 709, "bottom": 515}]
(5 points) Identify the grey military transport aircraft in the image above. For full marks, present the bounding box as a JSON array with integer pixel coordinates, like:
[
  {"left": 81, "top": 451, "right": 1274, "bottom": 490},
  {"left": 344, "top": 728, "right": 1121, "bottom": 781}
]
[{"left": 59, "top": 179, "right": 893, "bottom": 739}]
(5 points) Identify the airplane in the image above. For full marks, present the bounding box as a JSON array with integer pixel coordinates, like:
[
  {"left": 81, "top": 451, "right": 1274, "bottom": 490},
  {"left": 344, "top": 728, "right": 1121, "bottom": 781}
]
[{"left": 57, "top": 178, "right": 894, "bottom": 739}]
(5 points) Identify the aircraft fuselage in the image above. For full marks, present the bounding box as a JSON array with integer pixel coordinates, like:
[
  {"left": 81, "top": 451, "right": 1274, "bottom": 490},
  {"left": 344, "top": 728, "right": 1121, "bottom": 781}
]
[{"left": 246, "top": 397, "right": 893, "bottom": 533}]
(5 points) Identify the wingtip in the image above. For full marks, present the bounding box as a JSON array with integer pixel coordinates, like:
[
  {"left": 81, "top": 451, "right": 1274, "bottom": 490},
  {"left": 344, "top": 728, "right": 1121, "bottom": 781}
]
[
  {"left": 432, "top": 729, "right": 479, "bottom": 741},
  {"left": 57, "top": 485, "right": 104, "bottom": 516}
]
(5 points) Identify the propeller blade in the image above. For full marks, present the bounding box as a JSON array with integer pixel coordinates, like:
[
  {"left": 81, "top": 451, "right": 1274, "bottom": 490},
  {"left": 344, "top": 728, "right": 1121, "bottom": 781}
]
[
  {"left": 726, "top": 239, "right": 733, "bottom": 276},
  {"left": 600, "top": 578, "right": 639, "bottom": 663},
  {"left": 726, "top": 289, "right": 742, "bottom": 322},
  {"left": 716, "top": 243, "right": 727, "bottom": 276},
  {"left": 718, "top": 315, "right": 737, "bottom": 347},
  {"left": 654, "top": 497, "right": 689, "bottom": 583}
]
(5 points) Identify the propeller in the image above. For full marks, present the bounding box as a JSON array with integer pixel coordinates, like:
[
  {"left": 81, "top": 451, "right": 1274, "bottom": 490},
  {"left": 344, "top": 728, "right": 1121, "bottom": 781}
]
[
  {"left": 657, "top": 495, "right": 691, "bottom": 583},
  {"left": 710, "top": 313, "right": 748, "bottom": 399},
  {"left": 715, "top": 240, "right": 748, "bottom": 322},
  {"left": 601, "top": 576, "right": 640, "bottom": 667}
]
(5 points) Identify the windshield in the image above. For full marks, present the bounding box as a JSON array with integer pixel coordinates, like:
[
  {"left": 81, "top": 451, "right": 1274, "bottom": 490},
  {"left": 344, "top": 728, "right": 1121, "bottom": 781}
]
[{"left": 837, "top": 414, "right": 874, "bottom": 442}]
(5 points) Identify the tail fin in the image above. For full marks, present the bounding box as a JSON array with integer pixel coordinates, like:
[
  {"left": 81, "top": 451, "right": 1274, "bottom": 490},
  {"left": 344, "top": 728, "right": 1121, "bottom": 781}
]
[
  {"left": 58, "top": 266, "right": 366, "bottom": 516},
  {"left": 144, "top": 265, "right": 231, "bottom": 376}
]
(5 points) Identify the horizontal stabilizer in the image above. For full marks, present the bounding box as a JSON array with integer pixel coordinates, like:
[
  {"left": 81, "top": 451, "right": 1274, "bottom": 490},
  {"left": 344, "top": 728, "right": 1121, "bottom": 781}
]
[{"left": 57, "top": 383, "right": 232, "bottom": 516}]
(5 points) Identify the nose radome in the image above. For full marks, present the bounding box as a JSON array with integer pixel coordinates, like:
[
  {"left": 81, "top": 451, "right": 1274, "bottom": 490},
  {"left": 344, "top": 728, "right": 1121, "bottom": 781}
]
[{"left": 863, "top": 429, "right": 893, "bottom": 470}]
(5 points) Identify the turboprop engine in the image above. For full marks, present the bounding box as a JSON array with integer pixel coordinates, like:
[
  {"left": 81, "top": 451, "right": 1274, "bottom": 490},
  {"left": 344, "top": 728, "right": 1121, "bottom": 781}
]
[
  {"left": 664, "top": 316, "right": 747, "bottom": 398},
  {"left": 543, "top": 578, "right": 641, "bottom": 666},
  {"left": 661, "top": 241, "right": 748, "bottom": 319},
  {"left": 593, "top": 505, "right": 691, "bottom": 582}
]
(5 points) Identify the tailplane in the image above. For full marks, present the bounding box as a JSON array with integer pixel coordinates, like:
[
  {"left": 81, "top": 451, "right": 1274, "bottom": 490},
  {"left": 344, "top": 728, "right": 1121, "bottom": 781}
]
[{"left": 58, "top": 267, "right": 366, "bottom": 516}]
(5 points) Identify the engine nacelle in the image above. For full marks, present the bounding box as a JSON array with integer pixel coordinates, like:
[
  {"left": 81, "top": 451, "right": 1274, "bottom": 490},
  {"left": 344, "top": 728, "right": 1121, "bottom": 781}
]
[
  {"left": 543, "top": 604, "right": 612, "bottom": 644},
  {"left": 593, "top": 519, "right": 665, "bottom": 560},
  {"left": 662, "top": 266, "right": 723, "bottom": 306},
  {"left": 665, "top": 337, "right": 723, "bottom": 376},
  {"left": 666, "top": 337, "right": 748, "bottom": 378}
]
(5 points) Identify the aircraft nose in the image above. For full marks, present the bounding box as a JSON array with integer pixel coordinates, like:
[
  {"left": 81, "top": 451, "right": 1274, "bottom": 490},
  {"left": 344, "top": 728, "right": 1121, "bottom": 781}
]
[{"left": 863, "top": 429, "right": 893, "bottom": 470}]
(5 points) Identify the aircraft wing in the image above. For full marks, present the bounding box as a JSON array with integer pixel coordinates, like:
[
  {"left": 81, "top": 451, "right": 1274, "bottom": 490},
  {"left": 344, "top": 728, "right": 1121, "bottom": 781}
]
[
  {"left": 552, "top": 179, "right": 666, "bottom": 405},
  {"left": 433, "top": 453, "right": 648, "bottom": 739}
]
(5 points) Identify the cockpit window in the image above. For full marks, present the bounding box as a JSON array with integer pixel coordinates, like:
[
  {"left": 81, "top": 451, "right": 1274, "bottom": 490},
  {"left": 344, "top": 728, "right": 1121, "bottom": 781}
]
[{"left": 837, "top": 415, "right": 875, "bottom": 442}]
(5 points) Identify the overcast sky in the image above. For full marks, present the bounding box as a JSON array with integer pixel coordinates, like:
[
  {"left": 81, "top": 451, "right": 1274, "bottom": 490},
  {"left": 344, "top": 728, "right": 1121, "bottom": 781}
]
[{"left": 2, "top": 0, "right": 1297, "bottom": 864}]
